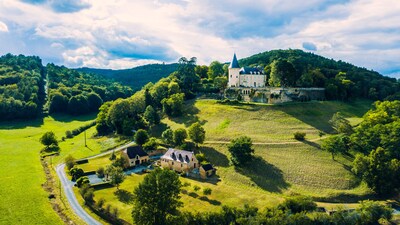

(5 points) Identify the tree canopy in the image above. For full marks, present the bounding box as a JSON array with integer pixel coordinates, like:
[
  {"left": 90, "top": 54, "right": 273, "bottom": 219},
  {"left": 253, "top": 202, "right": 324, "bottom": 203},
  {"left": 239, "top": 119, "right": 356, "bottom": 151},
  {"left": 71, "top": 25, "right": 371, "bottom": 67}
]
[
  {"left": 228, "top": 136, "right": 254, "bottom": 166},
  {"left": 132, "top": 168, "right": 182, "bottom": 225}
]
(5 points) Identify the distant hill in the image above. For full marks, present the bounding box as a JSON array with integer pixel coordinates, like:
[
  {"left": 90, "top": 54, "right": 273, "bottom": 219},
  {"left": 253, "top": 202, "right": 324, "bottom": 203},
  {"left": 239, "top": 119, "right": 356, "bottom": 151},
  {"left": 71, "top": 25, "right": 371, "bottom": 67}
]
[
  {"left": 76, "top": 63, "right": 179, "bottom": 90},
  {"left": 236, "top": 49, "right": 400, "bottom": 100}
]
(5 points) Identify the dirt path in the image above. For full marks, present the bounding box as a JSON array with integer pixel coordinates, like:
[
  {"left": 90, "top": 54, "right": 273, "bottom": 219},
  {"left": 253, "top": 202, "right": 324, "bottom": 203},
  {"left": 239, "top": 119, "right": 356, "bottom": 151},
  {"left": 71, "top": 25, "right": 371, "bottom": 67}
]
[{"left": 205, "top": 137, "right": 326, "bottom": 145}]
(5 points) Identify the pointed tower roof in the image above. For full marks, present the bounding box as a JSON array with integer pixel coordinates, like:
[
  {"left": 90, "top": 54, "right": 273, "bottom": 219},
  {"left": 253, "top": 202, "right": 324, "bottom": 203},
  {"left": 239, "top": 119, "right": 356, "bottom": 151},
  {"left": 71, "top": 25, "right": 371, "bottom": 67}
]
[{"left": 229, "top": 53, "right": 240, "bottom": 69}]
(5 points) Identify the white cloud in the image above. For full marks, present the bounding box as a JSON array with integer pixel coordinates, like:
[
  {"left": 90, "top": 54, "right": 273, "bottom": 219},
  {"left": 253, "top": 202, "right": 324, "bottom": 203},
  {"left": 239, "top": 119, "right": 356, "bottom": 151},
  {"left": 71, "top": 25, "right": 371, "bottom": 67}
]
[
  {"left": 0, "top": 0, "right": 399, "bottom": 74},
  {"left": 0, "top": 21, "right": 8, "bottom": 32}
]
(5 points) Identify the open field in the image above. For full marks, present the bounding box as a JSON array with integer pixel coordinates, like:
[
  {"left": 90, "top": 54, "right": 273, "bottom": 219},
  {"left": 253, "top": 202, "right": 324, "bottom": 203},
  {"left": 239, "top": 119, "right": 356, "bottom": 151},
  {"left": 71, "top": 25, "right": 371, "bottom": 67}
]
[
  {"left": 0, "top": 113, "right": 127, "bottom": 225},
  {"left": 83, "top": 99, "right": 374, "bottom": 223},
  {"left": 157, "top": 99, "right": 372, "bottom": 142}
]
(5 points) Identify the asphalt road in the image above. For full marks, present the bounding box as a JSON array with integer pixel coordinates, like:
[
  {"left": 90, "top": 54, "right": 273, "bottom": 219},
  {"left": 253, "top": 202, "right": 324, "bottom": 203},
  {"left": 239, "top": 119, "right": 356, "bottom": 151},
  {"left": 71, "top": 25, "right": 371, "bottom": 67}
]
[{"left": 55, "top": 141, "right": 135, "bottom": 225}]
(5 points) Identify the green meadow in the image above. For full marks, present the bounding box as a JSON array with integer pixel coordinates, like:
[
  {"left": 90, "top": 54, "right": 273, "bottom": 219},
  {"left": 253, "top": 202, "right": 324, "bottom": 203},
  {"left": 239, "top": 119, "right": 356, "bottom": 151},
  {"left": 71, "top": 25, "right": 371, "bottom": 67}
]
[
  {"left": 80, "top": 99, "right": 374, "bottom": 223},
  {"left": 0, "top": 113, "right": 126, "bottom": 225}
]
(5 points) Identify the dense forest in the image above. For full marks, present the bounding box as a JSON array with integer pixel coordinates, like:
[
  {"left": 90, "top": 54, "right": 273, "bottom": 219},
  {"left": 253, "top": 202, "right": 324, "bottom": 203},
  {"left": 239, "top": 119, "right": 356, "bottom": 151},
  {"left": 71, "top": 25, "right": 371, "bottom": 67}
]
[
  {"left": 76, "top": 63, "right": 178, "bottom": 90},
  {"left": 0, "top": 54, "right": 45, "bottom": 120},
  {"left": 47, "top": 64, "right": 133, "bottom": 115},
  {"left": 0, "top": 54, "right": 134, "bottom": 120},
  {"left": 238, "top": 49, "right": 400, "bottom": 101}
]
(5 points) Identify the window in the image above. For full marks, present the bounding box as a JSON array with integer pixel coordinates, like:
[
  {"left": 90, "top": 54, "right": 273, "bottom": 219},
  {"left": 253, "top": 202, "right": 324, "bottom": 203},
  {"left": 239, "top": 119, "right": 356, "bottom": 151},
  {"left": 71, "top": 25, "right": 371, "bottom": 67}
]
[
  {"left": 172, "top": 162, "right": 174, "bottom": 165},
  {"left": 181, "top": 163, "right": 183, "bottom": 167},
  {"left": 230, "top": 75, "right": 232, "bottom": 78}
]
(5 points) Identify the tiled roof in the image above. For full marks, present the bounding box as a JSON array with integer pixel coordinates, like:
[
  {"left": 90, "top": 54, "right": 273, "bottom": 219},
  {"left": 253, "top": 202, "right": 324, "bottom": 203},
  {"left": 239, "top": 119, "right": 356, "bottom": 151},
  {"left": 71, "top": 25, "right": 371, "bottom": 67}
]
[
  {"left": 161, "top": 148, "right": 194, "bottom": 163},
  {"left": 239, "top": 67, "right": 264, "bottom": 75},
  {"left": 229, "top": 53, "right": 240, "bottom": 69},
  {"left": 124, "top": 146, "right": 148, "bottom": 159},
  {"left": 201, "top": 164, "right": 214, "bottom": 171}
]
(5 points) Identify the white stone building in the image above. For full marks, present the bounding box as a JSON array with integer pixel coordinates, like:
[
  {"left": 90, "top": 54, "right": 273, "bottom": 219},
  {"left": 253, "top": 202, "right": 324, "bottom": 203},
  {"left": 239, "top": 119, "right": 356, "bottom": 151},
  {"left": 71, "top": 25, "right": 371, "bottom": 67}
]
[
  {"left": 228, "top": 53, "right": 267, "bottom": 88},
  {"left": 160, "top": 148, "right": 199, "bottom": 173}
]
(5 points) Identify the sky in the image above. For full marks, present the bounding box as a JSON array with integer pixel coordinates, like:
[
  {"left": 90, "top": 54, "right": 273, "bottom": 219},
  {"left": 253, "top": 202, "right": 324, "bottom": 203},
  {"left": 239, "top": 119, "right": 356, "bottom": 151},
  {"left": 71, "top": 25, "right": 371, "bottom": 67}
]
[{"left": 0, "top": 0, "right": 399, "bottom": 78}]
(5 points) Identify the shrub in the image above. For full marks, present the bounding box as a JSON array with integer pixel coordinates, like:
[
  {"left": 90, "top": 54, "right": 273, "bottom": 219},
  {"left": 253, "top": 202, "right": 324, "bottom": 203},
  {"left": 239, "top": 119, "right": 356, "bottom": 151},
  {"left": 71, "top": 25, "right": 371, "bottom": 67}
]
[
  {"left": 203, "top": 187, "right": 212, "bottom": 195},
  {"left": 96, "top": 198, "right": 105, "bottom": 208},
  {"left": 143, "top": 137, "right": 159, "bottom": 151},
  {"left": 193, "top": 185, "right": 201, "bottom": 192},
  {"left": 278, "top": 196, "right": 317, "bottom": 213},
  {"left": 294, "top": 132, "right": 306, "bottom": 141},
  {"left": 69, "top": 167, "right": 84, "bottom": 181},
  {"left": 65, "top": 155, "right": 76, "bottom": 170},
  {"left": 96, "top": 167, "right": 105, "bottom": 178},
  {"left": 76, "top": 176, "right": 89, "bottom": 188},
  {"left": 65, "top": 130, "right": 73, "bottom": 138}
]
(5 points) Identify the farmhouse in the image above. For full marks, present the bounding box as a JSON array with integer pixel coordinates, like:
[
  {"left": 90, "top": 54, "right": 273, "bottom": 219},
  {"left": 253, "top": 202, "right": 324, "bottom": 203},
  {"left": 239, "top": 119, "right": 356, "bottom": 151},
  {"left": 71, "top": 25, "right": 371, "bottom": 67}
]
[
  {"left": 160, "top": 148, "right": 199, "bottom": 173},
  {"left": 121, "top": 145, "right": 149, "bottom": 167},
  {"left": 200, "top": 163, "right": 216, "bottom": 179},
  {"left": 228, "top": 53, "right": 267, "bottom": 88}
]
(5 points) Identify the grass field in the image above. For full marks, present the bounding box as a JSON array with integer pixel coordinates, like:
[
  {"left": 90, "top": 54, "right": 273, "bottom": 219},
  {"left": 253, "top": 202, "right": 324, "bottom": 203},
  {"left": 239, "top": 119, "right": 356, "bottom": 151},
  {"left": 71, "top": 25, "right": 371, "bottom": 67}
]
[
  {"left": 0, "top": 113, "right": 127, "bottom": 225},
  {"left": 83, "top": 99, "right": 375, "bottom": 223},
  {"left": 156, "top": 99, "right": 372, "bottom": 142}
]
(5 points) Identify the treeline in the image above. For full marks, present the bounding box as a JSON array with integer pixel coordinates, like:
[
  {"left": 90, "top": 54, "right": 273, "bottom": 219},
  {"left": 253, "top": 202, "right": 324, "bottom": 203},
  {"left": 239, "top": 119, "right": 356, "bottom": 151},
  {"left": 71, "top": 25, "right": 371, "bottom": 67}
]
[
  {"left": 320, "top": 100, "right": 400, "bottom": 195},
  {"left": 95, "top": 57, "right": 198, "bottom": 136},
  {"left": 0, "top": 54, "right": 45, "bottom": 120},
  {"left": 47, "top": 64, "right": 133, "bottom": 115},
  {"left": 173, "top": 199, "right": 392, "bottom": 225},
  {"left": 77, "top": 63, "right": 179, "bottom": 90},
  {"left": 239, "top": 49, "right": 400, "bottom": 101}
]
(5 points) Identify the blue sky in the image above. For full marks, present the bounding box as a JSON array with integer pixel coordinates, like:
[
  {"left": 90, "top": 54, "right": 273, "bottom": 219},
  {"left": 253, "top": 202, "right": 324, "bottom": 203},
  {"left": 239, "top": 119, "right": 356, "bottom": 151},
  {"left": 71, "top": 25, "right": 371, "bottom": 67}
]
[{"left": 0, "top": 0, "right": 399, "bottom": 77}]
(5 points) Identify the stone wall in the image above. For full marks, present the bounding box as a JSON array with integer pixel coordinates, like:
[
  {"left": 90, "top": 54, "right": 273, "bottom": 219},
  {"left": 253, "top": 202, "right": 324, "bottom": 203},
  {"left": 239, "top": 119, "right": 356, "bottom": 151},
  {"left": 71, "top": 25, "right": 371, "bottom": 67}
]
[{"left": 225, "top": 87, "right": 326, "bottom": 104}]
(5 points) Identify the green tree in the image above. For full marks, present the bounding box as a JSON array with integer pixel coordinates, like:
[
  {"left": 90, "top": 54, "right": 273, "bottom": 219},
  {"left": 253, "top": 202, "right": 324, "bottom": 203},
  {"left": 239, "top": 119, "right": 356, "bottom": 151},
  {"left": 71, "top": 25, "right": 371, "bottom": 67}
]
[
  {"left": 65, "top": 155, "right": 76, "bottom": 170},
  {"left": 214, "top": 76, "right": 228, "bottom": 92},
  {"left": 228, "top": 136, "right": 254, "bottom": 166},
  {"left": 106, "top": 99, "right": 132, "bottom": 134},
  {"left": 352, "top": 147, "right": 400, "bottom": 194},
  {"left": 86, "top": 92, "right": 103, "bottom": 111},
  {"left": 132, "top": 168, "right": 182, "bottom": 225},
  {"left": 143, "top": 137, "right": 159, "bottom": 151},
  {"left": 268, "top": 59, "right": 297, "bottom": 87},
  {"left": 144, "top": 105, "right": 160, "bottom": 126},
  {"left": 168, "top": 81, "right": 180, "bottom": 95},
  {"left": 329, "top": 112, "right": 353, "bottom": 134},
  {"left": 106, "top": 166, "right": 125, "bottom": 190},
  {"left": 67, "top": 94, "right": 89, "bottom": 115},
  {"left": 162, "top": 93, "right": 185, "bottom": 117},
  {"left": 357, "top": 200, "right": 392, "bottom": 224},
  {"left": 176, "top": 57, "right": 199, "bottom": 94},
  {"left": 134, "top": 129, "right": 149, "bottom": 146},
  {"left": 195, "top": 65, "right": 208, "bottom": 79},
  {"left": 207, "top": 61, "right": 224, "bottom": 80},
  {"left": 188, "top": 122, "right": 205, "bottom": 147},
  {"left": 48, "top": 92, "right": 68, "bottom": 113},
  {"left": 173, "top": 128, "right": 187, "bottom": 146},
  {"left": 321, "top": 134, "right": 349, "bottom": 160},
  {"left": 40, "top": 131, "right": 58, "bottom": 150},
  {"left": 162, "top": 128, "right": 174, "bottom": 145}
]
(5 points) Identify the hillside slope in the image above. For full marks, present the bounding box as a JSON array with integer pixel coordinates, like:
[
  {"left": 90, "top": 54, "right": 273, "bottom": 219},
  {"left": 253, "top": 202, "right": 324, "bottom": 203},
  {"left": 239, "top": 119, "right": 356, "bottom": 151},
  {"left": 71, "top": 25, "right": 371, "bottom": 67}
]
[
  {"left": 237, "top": 49, "right": 399, "bottom": 100},
  {"left": 76, "top": 63, "right": 178, "bottom": 90}
]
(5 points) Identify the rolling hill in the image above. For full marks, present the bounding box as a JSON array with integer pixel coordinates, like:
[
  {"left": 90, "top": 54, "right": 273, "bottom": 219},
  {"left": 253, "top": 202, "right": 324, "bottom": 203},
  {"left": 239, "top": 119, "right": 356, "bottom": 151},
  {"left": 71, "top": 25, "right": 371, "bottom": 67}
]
[{"left": 76, "top": 63, "right": 179, "bottom": 90}]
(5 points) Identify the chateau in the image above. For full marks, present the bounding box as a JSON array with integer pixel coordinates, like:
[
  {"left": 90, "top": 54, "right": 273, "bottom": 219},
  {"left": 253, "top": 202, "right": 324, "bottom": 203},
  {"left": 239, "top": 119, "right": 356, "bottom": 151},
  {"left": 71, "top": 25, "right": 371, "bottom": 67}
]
[
  {"left": 226, "top": 53, "right": 325, "bottom": 104},
  {"left": 228, "top": 53, "right": 266, "bottom": 88}
]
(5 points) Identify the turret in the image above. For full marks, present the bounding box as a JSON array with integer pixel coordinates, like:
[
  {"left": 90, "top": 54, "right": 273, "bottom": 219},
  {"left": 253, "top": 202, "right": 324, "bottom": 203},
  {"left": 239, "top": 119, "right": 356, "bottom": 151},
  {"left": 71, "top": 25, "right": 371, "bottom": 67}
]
[{"left": 228, "top": 53, "right": 241, "bottom": 87}]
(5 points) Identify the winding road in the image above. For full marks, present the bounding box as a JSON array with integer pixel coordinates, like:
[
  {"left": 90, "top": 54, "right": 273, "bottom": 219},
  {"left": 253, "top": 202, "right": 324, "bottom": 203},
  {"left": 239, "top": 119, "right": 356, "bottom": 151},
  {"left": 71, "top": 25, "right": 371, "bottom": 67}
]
[{"left": 55, "top": 141, "right": 135, "bottom": 225}]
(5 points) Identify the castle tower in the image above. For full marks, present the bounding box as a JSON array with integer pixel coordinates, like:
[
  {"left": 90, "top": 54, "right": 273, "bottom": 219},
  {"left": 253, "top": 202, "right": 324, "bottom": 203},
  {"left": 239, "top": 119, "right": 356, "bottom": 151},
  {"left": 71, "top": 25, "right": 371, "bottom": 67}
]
[{"left": 228, "top": 53, "right": 241, "bottom": 87}]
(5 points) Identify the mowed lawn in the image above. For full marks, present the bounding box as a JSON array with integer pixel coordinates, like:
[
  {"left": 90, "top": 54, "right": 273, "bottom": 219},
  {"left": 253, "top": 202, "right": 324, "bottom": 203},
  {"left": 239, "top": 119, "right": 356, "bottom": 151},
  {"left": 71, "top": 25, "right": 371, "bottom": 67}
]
[
  {"left": 0, "top": 113, "right": 126, "bottom": 225},
  {"left": 158, "top": 99, "right": 372, "bottom": 142}
]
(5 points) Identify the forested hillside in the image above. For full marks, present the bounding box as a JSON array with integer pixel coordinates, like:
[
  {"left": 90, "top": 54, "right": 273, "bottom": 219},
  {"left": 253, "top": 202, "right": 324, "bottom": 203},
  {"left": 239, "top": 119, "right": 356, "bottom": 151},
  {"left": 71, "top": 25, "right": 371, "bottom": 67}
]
[
  {"left": 239, "top": 49, "right": 400, "bottom": 100},
  {"left": 0, "top": 54, "right": 134, "bottom": 120},
  {"left": 47, "top": 64, "right": 133, "bottom": 115},
  {"left": 0, "top": 54, "right": 45, "bottom": 120},
  {"left": 77, "top": 63, "right": 178, "bottom": 90}
]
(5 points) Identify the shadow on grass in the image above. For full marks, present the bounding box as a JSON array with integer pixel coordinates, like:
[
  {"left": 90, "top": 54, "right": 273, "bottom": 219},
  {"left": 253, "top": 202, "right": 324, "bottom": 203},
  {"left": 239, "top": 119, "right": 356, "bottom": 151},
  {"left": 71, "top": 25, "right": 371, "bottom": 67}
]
[
  {"left": 50, "top": 112, "right": 97, "bottom": 123},
  {"left": 235, "top": 156, "right": 289, "bottom": 193},
  {"left": 114, "top": 189, "right": 134, "bottom": 204},
  {"left": 168, "top": 100, "right": 207, "bottom": 127},
  {"left": 301, "top": 140, "right": 321, "bottom": 149},
  {"left": 188, "top": 192, "right": 199, "bottom": 198},
  {"left": 314, "top": 192, "right": 379, "bottom": 203},
  {"left": 198, "top": 196, "right": 221, "bottom": 206},
  {"left": 198, "top": 146, "right": 230, "bottom": 168},
  {"left": 150, "top": 122, "right": 169, "bottom": 138},
  {"left": 0, "top": 116, "right": 44, "bottom": 129}
]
